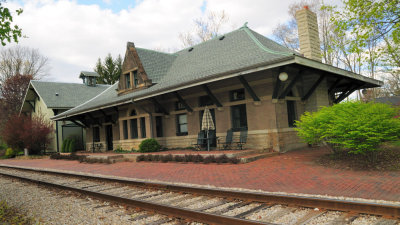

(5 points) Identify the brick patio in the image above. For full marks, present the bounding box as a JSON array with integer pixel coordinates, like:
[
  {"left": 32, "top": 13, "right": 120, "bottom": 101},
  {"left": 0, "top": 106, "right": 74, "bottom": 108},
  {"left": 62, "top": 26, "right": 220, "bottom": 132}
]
[{"left": 1, "top": 147, "right": 399, "bottom": 202}]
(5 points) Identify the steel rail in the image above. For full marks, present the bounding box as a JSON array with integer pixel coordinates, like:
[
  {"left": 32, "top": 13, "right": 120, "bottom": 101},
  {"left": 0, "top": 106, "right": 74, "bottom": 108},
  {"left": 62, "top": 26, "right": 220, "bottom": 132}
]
[
  {"left": 0, "top": 170, "right": 274, "bottom": 225},
  {"left": 0, "top": 164, "right": 399, "bottom": 218}
]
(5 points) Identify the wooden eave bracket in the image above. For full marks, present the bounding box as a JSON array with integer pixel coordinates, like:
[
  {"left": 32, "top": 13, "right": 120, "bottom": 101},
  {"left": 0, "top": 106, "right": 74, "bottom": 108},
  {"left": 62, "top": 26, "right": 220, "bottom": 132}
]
[
  {"left": 278, "top": 70, "right": 304, "bottom": 99},
  {"left": 100, "top": 109, "right": 116, "bottom": 124},
  {"left": 173, "top": 91, "right": 193, "bottom": 112},
  {"left": 202, "top": 84, "right": 223, "bottom": 107},
  {"left": 150, "top": 98, "right": 169, "bottom": 115},
  {"left": 87, "top": 114, "right": 102, "bottom": 127},
  {"left": 70, "top": 119, "right": 87, "bottom": 128},
  {"left": 131, "top": 100, "right": 151, "bottom": 115},
  {"left": 334, "top": 82, "right": 363, "bottom": 103},
  {"left": 27, "top": 101, "right": 35, "bottom": 112},
  {"left": 29, "top": 88, "right": 40, "bottom": 101},
  {"left": 238, "top": 75, "right": 260, "bottom": 102},
  {"left": 301, "top": 74, "right": 325, "bottom": 101},
  {"left": 328, "top": 77, "right": 343, "bottom": 95}
]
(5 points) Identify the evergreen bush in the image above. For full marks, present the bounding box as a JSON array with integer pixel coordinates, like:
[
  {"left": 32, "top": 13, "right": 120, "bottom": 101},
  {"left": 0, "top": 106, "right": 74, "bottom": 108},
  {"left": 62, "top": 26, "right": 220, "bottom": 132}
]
[
  {"left": 61, "top": 139, "right": 70, "bottom": 153},
  {"left": 68, "top": 139, "right": 76, "bottom": 152},
  {"left": 295, "top": 101, "right": 400, "bottom": 161},
  {"left": 138, "top": 138, "right": 161, "bottom": 153}
]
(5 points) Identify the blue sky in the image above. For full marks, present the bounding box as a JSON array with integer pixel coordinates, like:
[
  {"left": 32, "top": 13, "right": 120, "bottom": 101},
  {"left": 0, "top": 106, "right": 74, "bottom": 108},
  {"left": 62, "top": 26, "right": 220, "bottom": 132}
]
[
  {"left": 77, "top": 0, "right": 207, "bottom": 13},
  {"left": 77, "top": 0, "right": 137, "bottom": 12}
]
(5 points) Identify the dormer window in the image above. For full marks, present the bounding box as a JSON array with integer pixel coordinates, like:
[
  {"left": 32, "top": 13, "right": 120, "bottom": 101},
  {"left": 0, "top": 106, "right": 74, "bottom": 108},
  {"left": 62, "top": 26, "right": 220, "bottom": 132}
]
[
  {"left": 133, "top": 70, "right": 139, "bottom": 86},
  {"left": 123, "top": 70, "right": 139, "bottom": 90},
  {"left": 125, "top": 73, "right": 131, "bottom": 89}
]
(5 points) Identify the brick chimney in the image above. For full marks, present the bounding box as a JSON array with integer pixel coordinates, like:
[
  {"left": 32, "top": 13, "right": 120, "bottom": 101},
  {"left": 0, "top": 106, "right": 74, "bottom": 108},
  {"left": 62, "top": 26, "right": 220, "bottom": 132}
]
[{"left": 295, "top": 6, "right": 321, "bottom": 61}]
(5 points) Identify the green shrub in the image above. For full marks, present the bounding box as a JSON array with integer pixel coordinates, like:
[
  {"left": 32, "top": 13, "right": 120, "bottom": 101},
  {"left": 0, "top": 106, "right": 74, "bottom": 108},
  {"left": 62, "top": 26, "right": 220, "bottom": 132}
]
[
  {"left": 61, "top": 139, "right": 70, "bottom": 153},
  {"left": 295, "top": 101, "right": 400, "bottom": 158},
  {"left": 139, "top": 138, "right": 161, "bottom": 153},
  {"left": 68, "top": 139, "right": 76, "bottom": 152},
  {"left": 4, "top": 148, "right": 15, "bottom": 158}
]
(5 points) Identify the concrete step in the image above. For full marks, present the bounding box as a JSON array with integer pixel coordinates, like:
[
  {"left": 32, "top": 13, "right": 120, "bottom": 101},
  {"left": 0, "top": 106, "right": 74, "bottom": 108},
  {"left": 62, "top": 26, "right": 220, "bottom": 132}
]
[{"left": 239, "top": 152, "right": 279, "bottom": 163}]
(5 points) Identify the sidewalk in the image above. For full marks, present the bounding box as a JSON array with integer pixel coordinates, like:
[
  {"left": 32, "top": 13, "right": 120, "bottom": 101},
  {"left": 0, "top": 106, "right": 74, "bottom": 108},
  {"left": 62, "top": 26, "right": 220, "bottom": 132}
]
[{"left": 1, "top": 147, "right": 399, "bottom": 202}]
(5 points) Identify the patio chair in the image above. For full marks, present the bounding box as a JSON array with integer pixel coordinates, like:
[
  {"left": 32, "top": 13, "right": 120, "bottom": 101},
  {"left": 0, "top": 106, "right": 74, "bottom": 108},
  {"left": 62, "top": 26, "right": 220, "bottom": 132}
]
[
  {"left": 192, "top": 131, "right": 205, "bottom": 150},
  {"left": 218, "top": 129, "right": 233, "bottom": 150},
  {"left": 236, "top": 130, "right": 248, "bottom": 150}
]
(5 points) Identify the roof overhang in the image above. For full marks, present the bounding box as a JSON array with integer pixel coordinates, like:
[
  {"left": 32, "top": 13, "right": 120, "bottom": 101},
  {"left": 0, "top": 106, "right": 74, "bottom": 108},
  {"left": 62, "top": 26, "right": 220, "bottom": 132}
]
[
  {"left": 52, "top": 55, "right": 383, "bottom": 121},
  {"left": 294, "top": 56, "right": 382, "bottom": 87}
]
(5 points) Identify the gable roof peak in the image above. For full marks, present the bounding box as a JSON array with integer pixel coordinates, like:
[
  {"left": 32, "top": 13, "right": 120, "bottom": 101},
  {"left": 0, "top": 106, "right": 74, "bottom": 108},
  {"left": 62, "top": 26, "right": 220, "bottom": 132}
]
[
  {"left": 127, "top": 42, "right": 135, "bottom": 49},
  {"left": 240, "top": 22, "right": 249, "bottom": 29}
]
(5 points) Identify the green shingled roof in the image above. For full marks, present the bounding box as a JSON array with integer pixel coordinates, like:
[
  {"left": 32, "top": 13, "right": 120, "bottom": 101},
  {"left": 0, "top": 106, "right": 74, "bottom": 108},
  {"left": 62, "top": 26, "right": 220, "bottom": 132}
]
[
  {"left": 136, "top": 48, "right": 177, "bottom": 83},
  {"left": 52, "top": 25, "right": 380, "bottom": 120},
  {"left": 31, "top": 81, "right": 110, "bottom": 109}
]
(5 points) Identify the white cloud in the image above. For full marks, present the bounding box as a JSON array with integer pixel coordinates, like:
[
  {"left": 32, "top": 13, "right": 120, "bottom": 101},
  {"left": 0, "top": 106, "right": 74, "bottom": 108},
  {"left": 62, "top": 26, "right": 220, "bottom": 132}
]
[{"left": 2, "top": 0, "right": 340, "bottom": 83}]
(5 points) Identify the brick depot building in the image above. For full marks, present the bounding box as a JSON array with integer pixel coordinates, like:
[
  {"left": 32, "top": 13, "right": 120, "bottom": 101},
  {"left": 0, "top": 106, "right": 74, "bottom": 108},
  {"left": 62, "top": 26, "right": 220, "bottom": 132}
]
[{"left": 52, "top": 8, "right": 382, "bottom": 152}]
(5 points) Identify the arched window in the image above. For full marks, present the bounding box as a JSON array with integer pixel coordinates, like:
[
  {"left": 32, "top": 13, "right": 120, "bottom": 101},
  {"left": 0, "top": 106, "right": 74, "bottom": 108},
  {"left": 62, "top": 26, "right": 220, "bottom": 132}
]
[{"left": 130, "top": 110, "right": 137, "bottom": 116}]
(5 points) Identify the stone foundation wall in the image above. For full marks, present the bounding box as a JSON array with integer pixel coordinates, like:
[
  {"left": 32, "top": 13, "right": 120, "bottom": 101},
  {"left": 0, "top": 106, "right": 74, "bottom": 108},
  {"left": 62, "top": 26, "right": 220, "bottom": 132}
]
[
  {"left": 111, "top": 129, "right": 305, "bottom": 152},
  {"left": 277, "top": 129, "right": 307, "bottom": 152}
]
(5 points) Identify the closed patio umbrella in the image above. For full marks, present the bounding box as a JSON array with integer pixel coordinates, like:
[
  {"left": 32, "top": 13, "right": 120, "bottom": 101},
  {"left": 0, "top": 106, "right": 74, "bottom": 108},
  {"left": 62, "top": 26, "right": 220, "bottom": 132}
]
[{"left": 201, "top": 107, "right": 215, "bottom": 151}]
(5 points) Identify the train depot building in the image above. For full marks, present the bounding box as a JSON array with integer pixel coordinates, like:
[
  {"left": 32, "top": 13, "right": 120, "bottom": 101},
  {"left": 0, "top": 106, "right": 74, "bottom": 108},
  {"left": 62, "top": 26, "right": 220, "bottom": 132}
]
[{"left": 52, "top": 8, "right": 382, "bottom": 152}]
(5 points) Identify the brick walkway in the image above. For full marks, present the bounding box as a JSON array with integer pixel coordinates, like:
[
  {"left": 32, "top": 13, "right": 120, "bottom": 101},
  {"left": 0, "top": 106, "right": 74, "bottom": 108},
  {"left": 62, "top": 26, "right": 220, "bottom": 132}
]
[{"left": 1, "top": 147, "right": 399, "bottom": 202}]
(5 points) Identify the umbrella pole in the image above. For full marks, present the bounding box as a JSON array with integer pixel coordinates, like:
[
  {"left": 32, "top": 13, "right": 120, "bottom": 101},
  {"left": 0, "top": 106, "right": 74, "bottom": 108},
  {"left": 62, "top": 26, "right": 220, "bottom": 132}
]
[{"left": 207, "top": 130, "right": 210, "bottom": 151}]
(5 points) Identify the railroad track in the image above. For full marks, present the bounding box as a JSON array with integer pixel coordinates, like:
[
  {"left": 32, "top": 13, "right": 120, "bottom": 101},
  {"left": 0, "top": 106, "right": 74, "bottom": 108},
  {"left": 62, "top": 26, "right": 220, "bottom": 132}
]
[{"left": 0, "top": 165, "right": 398, "bottom": 225}]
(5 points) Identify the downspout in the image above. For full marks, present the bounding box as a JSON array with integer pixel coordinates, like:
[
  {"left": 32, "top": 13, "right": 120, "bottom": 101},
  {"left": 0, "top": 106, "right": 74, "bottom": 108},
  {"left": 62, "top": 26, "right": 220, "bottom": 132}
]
[{"left": 56, "top": 121, "right": 59, "bottom": 152}]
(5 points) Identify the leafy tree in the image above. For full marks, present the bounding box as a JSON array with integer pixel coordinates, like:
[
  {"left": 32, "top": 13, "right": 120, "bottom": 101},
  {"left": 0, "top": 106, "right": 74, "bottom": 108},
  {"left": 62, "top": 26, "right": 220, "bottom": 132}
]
[
  {"left": 179, "top": 10, "right": 229, "bottom": 48},
  {"left": 0, "top": 74, "right": 32, "bottom": 116},
  {"left": 1, "top": 113, "right": 53, "bottom": 154},
  {"left": 0, "top": 46, "right": 48, "bottom": 84},
  {"left": 94, "top": 53, "right": 122, "bottom": 85},
  {"left": 295, "top": 101, "right": 400, "bottom": 162},
  {"left": 331, "top": 0, "right": 400, "bottom": 97},
  {"left": 0, "top": 2, "right": 23, "bottom": 46}
]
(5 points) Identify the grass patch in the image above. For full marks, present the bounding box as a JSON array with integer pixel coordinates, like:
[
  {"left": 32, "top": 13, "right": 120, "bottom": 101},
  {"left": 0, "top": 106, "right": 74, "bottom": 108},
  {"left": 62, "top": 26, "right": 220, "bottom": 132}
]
[{"left": 0, "top": 200, "right": 37, "bottom": 224}]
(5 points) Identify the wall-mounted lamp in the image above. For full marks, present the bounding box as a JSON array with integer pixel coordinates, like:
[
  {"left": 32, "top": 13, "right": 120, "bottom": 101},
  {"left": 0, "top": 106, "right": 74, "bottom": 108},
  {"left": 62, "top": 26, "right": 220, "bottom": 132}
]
[
  {"left": 279, "top": 72, "right": 289, "bottom": 81},
  {"left": 362, "top": 89, "right": 367, "bottom": 95}
]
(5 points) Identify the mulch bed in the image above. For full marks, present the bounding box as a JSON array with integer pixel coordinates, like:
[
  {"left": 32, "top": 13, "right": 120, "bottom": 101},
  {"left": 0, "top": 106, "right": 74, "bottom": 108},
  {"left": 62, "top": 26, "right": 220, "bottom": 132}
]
[{"left": 317, "top": 144, "right": 400, "bottom": 171}]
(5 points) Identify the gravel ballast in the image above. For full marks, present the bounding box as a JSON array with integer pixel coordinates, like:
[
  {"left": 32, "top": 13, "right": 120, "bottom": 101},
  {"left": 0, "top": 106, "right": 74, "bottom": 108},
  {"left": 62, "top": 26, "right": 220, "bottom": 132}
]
[{"left": 0, "top": 177, "right": 164, "bottom": 224}]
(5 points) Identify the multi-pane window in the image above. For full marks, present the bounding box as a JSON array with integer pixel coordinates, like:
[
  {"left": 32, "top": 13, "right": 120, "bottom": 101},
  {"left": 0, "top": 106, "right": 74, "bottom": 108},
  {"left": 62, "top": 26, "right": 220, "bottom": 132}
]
[
  {"left": 133, "top": 71, "right": 139, "bottom": 87},
  {"left": 230, "top": 89, "right": 245, "bottom": 101},
  {"left": 175, "top": 101, "right": 185, "bottom": 111},
  {"left": 287, "top": 100, "right": 297, "bottom": 127},
  {"left": 156, "top": 116, "right": 163, "bottom": 137},
  {"left": 93, "top": 127, "right": 100, "bottom": 142},
  {"left": 140, "top": 117, "right": 146, "bottom": 138},
  {"left": 176, "top": 114, "right": 188, "bottom": 136},
  {"left": 123, "top": 120, "right": 128, "bottom": 139},
  {"left": 125, "top": 73, "right": 131, "bottom": 89},
  {"left": 231, "top": 104, "right": 247, "bottom": 131},
  {"left": 130, "top": 119, "right": 138, "bottom": 139}
]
